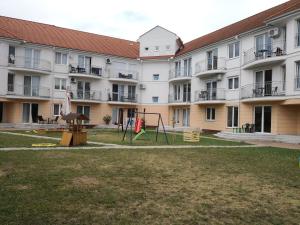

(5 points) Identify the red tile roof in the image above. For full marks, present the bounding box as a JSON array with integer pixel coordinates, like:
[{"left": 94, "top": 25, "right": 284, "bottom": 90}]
[
  {"left": 176, "top": 0, "right": 300, "bottom": 56},
  {"left": 0, "top": 16, "right": 139, "bottom": 59}
]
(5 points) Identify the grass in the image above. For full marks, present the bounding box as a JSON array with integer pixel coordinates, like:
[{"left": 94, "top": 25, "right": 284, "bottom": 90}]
[
  {"left": 8, "top": 129, "right": 248, "bottom": 146},
  {"left": 0, "top": 147, "right": 299, "bottom": 225}
]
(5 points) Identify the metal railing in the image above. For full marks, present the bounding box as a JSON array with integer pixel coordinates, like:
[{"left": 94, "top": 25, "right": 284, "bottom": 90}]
[
  {"left": 194, "top": 88, "right": 226, "bottom": 101},
  {"left": 169, "top": 68, "right": 192, "bottom": 80},
  {"left": 107, "top": 92, "right": 137, "bottom": 103},
  {"left": 69, "top": 89, "right": 102, "bottom": 101},
  {"left": 108, "top": 68, "right": 138, "bottom": 80},
  {"left": 168, "top": 92, "right": 191, "bottom": 103},
  {"left": 295, "top": 77, "right": 300, "bottom": 90},
  {"left": 194, "top": 57, "right": 227, "bottom": 75},
  {"left": 6, "top": 84, "right": 50, "bottom": 98},
  {"left": 69, "top": 64, "right": 102, "bottom": 76},
  {"left": 241, "top": 81, "right": 285, "bottom": 99},
  {"left": 243, "top": 40, "right": 286, "bottom": 65},
  {"left": 8, "top": 56, "right": 51, "bottom": 72}
]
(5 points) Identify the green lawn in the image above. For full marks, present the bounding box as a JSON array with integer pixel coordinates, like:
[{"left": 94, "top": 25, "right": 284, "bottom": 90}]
[
  {"left": 9, "top": 129, "right": 247, "bottom": 146},
  {"left": 0, "top": 147, "right": 299, "bottom": 225}
]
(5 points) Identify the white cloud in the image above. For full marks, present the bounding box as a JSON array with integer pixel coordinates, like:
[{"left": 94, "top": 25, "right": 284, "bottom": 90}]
[{"left": 0, "top": 0, "right": 288, "bottom": 42}]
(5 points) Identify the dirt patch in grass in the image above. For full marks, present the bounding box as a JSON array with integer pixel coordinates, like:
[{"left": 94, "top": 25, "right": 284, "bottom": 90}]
[
  {"left": 72, "top": 176, "right": 100, "bottom": 188},
  {"left": 13, "top": 185, "right": 31, "bottom": 191}
]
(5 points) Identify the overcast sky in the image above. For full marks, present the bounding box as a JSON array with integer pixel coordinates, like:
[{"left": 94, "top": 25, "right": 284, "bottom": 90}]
[{"left": 0, "top": 0, "right": 287, "bottom": 43}]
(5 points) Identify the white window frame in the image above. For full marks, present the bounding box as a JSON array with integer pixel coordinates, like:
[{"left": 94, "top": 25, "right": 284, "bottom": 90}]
[
  {"left": 206, "top": 107, "right": 216, "bottom": 121},
  {"left": 54, "top": 78, "right": 66, "bottom": 90},
  {"left": 55, "top": 52, "right": 68, "bottom": 65},
  {"left": 53, "top": 104, "right": 62, "bottom": 116},
  {"left": 228, "top": 76, "right": 239, "bottom": 90},
  {"left": 152, "top": 96, "right": 159, "bottom": 103},
  {"left": 227, "top": 106, "right": 239, "bottom": 128},
  {"left": 228, "top": 42, "right": 240, "bottom": 59},
  {"left": 296, "top": 61, "right": 300, "bottom": 90},
  {"left": 153, "top": 74, "right": 159, "bottom": 80},
  {"left": 296, "top": 19, "right": 300, "bottom": 47}
]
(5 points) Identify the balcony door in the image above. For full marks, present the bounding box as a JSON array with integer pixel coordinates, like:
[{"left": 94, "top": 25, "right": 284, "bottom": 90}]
[
  {"left": 255, "top": 34, "right": 272, "bottom": 58},
  {"left": 25, "top": 48, "right": 40, "bottom": 69},
  {"left": 206, "top": 81, "right": 217, "bottom": 100},
  {"left": 22, "top": 103, "right": 39, "bottom": 123},
  {"left": 24, "top": 76, "right": 40, "bottom": 97},
  {"left": 254, "top": 106, "right": 272, "bottom": 133},
  {"left": 255, "top": 70, "right": 272, "bottom": 96},
  {"left": 77, "top": 81, "right": 90, "bottom": 99},
  {"left": 183, "top": 83, "right": 191, "bottom": 102},
  {"left": 182, "top": 108, "right": 190, "bottom": 127},
  {"left": 128, "top": 85, "right": 136, "bottom": 101},
  {"left": 78, "top": 56, "right": 91, "bottom": 74},
  {"left": 207, "top": 49, "right": 218, "bottom": 70},
  {"left": 77, "top": 105, "right": 90, "bottom": 124}
]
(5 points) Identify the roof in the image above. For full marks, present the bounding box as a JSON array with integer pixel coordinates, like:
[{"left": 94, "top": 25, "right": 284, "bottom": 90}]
[
  {"left": 177, "top": 0, "right": 300, "bottom": 56},
  {"left": 0, "top": 16, "right": 139, "bottom": 59},
  {"left": 138, "top": 25, "right": 179, "bottom": 40}
]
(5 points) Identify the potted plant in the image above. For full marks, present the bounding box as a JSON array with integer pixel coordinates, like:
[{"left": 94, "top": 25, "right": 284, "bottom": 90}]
[{"left": 103, "top": 115, "right": 112, "bottom": 125}]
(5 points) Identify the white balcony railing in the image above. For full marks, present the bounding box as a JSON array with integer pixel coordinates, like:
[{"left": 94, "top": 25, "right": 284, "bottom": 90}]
[
  {"left": 195, "top": 57, "right": 227, "bottom": 75},
  {"left": 8, "top": 56, "right": 51, "bottom": 72},
  {"left": 168, "top": 92, "right": 191, "bottom": 103},
  {"left": 7, "top": 84, "right": 50, "bottom": 98},
  {"left": 109, "top": 68, "right": 138, "bottom": 80},
  {"left": 194, "top": 89, "right": 226, "bottom": 102},
  {"left": 241, "top": 81, "right": 285, "bottom": 99},
  {"left": 169, "top": 68, "right": 192, "bottom": 80},
  {"left": 243, "top": 40, "right": 286, "bottom": 65},
  {"left": 107, "top": 92, "right": 137, "bottom": 103},
  {"left": 69, "top": 89, "right": 102, "bottom": 101}
]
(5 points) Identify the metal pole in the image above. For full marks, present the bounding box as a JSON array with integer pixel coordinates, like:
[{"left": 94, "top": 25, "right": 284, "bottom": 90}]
[
  {"left": 160, "top": 113, "right": 169, "bottom": 144},
  {"left": 155, "top": 114, "right": 160, "bottom": 142}
]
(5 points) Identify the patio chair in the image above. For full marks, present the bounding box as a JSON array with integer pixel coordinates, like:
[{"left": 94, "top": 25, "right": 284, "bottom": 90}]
[
  {"left": 69, "top": 64, "right": 77, "bottom": 73},
  {"left": 50, "top": 116, "right": 59, "bottom": 124},
  {"left": 38, "top": 115, "right": 47, "bottom": 124}
]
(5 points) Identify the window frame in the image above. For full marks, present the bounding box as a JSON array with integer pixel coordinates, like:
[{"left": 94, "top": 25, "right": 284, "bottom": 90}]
[
  {"left": 206, "top": 107, "right": 216, "bottom": 121},
  {"left": 227, "top": 106, "right": 239, "bottom": 128},
  {"left": 228, "top": 41, "right": 240, "bottom": 59},
  {"left": 7, "top": 72, "right": 15, "bottom": 92},
  {"left": 53, "top": 104, "right": 62, "bottom": 116},
  {"left": 228, "top": 76, "right": 239, "bottom": 90},
  {"left": 54, "top": 78, "right": 67, "bottom": 91},
  {"left": 153, "top": 74, "right": 160, "bottom": 80},
  {"left": 55, "top": 52, "right": 68, "bottom": 65},
  {"left": 152, "top": 96, "right": 159, "bottom": 103}
]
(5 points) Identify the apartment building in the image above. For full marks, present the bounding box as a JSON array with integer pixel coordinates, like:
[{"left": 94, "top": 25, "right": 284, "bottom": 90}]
[{"left": 0, "top": 0, "right": 300, "bottom": 135}]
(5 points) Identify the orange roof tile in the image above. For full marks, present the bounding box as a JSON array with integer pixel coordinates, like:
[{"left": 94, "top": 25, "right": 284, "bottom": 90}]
[
  {"left": 177, "top": 0, "right": 300, "bottom": 56},
  {"left": 0, "top": 16, "right": 139, "bottom": 59}
]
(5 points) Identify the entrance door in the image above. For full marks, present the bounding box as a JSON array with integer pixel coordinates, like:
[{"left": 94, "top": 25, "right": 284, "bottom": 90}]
[
  {"left": 31, "top": 104, "right": 39, "bottom": 123},
  {"left": 22, "top": 103, "right": 39, "bottom": 123},
  {"left": 182, "top": 108, "right": 190, "bottom": 127},
  {"left": 0, "top": 103, "right": 3, "bottom": 123},
  {"left": 254, "top": 106, "right": 272, "bottom": 133},
  {"left": 77, "top": 105, "right": 90, "bottom": 124}
]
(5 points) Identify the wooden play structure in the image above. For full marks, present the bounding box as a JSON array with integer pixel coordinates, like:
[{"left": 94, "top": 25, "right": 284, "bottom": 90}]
[
  {"left": 122, "top": 109, "right": 169, "bottom": 144},
  {"left": 183, "top": 129, "right": 201, "bottom": 142},
  {"left": 60, "top": 113, "right": 89, "bottom": 146}
]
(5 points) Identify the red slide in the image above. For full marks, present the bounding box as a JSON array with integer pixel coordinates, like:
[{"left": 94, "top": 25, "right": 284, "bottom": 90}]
[{"left": 135, "top": 118, "right": 142, "bottom": 133}]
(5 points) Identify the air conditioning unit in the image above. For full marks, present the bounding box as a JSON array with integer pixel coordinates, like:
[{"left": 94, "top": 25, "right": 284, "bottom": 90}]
[
  {"left": 106, "top": 58, "right": 111, "bottom": 64},
  {"left": 139, "top": 84, "right": 146, "bottom": 90},
  {"left": 70, "top": 77, "right": 77, "bottom": 84},
  {"left": 217, "top": 74, "right": 222, "bottom": 81},
  {"left": 268, "top": 27, "right": 280, "bottom": 38}
]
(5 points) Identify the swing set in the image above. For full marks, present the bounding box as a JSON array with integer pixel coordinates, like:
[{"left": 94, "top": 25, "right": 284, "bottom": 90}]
[{"left": 122, "top": 109, "right": 169, "bottom": 144}]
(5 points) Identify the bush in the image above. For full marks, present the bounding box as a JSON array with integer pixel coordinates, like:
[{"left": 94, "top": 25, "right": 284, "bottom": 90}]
[{"left": 103, "top": 115, "right": 112, "bottom": 125}]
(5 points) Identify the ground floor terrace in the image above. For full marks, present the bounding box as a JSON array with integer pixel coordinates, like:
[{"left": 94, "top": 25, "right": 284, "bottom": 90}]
[{"left": 0, "top": 98, "right": 300, "bottom": 135}]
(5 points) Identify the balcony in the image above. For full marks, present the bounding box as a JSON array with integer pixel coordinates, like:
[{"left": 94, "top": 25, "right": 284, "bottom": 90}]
[
  {"left": 69, "top": 89, "right": 102, "bottom": 103},
  {"left": 243, "top": 40, "right": 286, "bottom": 70},
  {"left": 194, "top": 89, "right": 225, "bottom": 104},
  {"left": 8, "top": 56, "right": 51, "bottom": 74},
  {"left": 69, "top": 64, "right": 102, "bottom": 79},
  {"left": 107, "top": 92, "right": 138, "bottom": 104},
  {"left": 241, "top": 81, "right": 286, "bottom": 101},
  {"left": 194, "top": 58, "right": 226, "bottom": 78},
  {"left": 108, "top": 69, "right": 139, "bottom": 83},
  {"left": 168, "top": 92, "right": 191, "bottom": 105},
  {"left": 6, "top": 84, "right": 50, "bottom": 99},
  {"left": 169, "top": 68, "right": 192, "bottom": 82}
]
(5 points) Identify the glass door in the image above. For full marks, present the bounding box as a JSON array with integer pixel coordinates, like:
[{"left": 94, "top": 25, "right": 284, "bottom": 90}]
[
  {"left": 128, "top": 85, "right": 136, "bottom": 101},
  {"left": 112, "top": 84, "right": 118, "bottom": 101},
  {"left": 24, "top": 76, "right": 31, "bottom": 96},
  {"left": 22, "top": 103, "right": 30, "bottom": 123},
  {"left": 183, "top": 83, "right": 191, "bottom": 102},
  {"left": 84, "top": 82, "right": 90, "bottom": 99},
  {"left": 77, "top": 81, "right": 83, "bottom": 99},
  {"left": 182, "top": 108, "right": 190, "bottom": 127},
  {"left": 255, "top": 34, "right": 272, "bottom": 58},
  {"left": 206, "top": 81, "right": 217, "bottom": 100},
  {"left": 207, "top": 49, "right": 218, "bottom": 70},
  {"left": 254, "top": 106, "right": 272, "bottom": 133},
  {"left": 31, "top": 76, "right": 40, "bottom": 97}
]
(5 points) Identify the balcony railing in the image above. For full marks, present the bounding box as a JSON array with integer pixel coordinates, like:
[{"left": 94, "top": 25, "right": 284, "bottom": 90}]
[
  {"left": 295, "top": 77, "right": 300, "bottom": 90},
  {"left": 169, "top": 68, "right": 192, "bottom": 80},
  {"left": 6, "top": 84, "right": 50, "bottom": 98},
  {"left": 69, "top": 64, "right": 102, "bottom": 77},
  {"left": 8, "top": 56, "right": 51, "bottom": 72},
  {"left": 168, "top": 92, "right": 191, "bottom": 103},
  {"left": 69, "top": 89, "right": 102, "bottom": 101},
  {"left": 108, "top": 92, "right": 137, "bottom": 103},
  {"left": 243, "top": 40, "right": 286, "bottom": 65},
  {"left": 109, "top": 69, "right": 138, "bottom": 80},
  {"left": 195, "top": 57, "right": 227, "bottom": 75},
  {"left": 241, "top": 81, "right": 285, "bottom": 99},
  {"left": 194, "top": 88, "right": 225, "bottom": 102}
]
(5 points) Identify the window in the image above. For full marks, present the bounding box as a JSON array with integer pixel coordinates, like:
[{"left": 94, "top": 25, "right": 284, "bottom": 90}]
[
  {"left": 53, "top": 104, "right": 62, "bottom": 116},
  {"left": 227, "top": 106, "right": 239, "bottom": 128},
  {"left": 175, "top": 61, "right": 181, "bottom": 76},
  {"left": 8, "top": 46, "right": 15, "bottom": 64},
  {"left": 297, "top": 20, "right": 300, "bottom": 47},
  {"left": 183, "top": 58, "right": 192, "bottom": 76},
  {"left": 206, "top": 108, "right": 215, "bottom": 121},
  {"left": 228, "top": 77, "right": 239, "bottom": 90},
  {"left": 207, "top": 49, "right": 218, "bottom": 70},
  {"left": 174, "top": 109, "right": 180, "bottom": 124},
  {"left": 228, "top": 42, "right": 240, "bottom": 59},
  {"left": 152, "top": 96, "right": 159, "bottom": 103},
  {"left": 153, "top": 74, "right": 159, "bottom": 80},
  {"left": 145, "top": 47, "right": 149, "bottom": 51},
  {"left": 54, "top": 78, "right": 66, "bottom": 90},
  {"left": 154, "top": 46, "right": 159, "bottom": 51},
  {"left": 282, "top": 65, "right": 286, "bottom": 91},
  {"left": 7, "top": 73, "right": 14, "bottom": 92},
  {"left": 78, "top": 55, "right": 91, "bottom": 73},
  {"left": 55, "top": 52, "right": 68, "bottom": 65},
  {"left": 174, "top": 84, "right": 181, "bottom": 101},
  {"left": 127, "top": 108, "right": 135, "bottom": 118},
  {"left": 296, "top": 62, "right": 300, "bottom": 89}
]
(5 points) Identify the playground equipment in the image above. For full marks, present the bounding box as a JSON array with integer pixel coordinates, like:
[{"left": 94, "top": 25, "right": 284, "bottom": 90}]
[
  {"left": 183, "top": 129, "right": 201, "bottom": 142},
  {"left": 60, "top": 113, "right": 89, "bottom": 146},
  {"left": 122, "top": 109, "right": 169, "bottom": 144}
]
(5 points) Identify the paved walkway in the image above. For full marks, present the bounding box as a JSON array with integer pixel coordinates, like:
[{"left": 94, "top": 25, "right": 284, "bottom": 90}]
[{"left": 246, "top": 140, "right": 300, "bottom": 150}]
